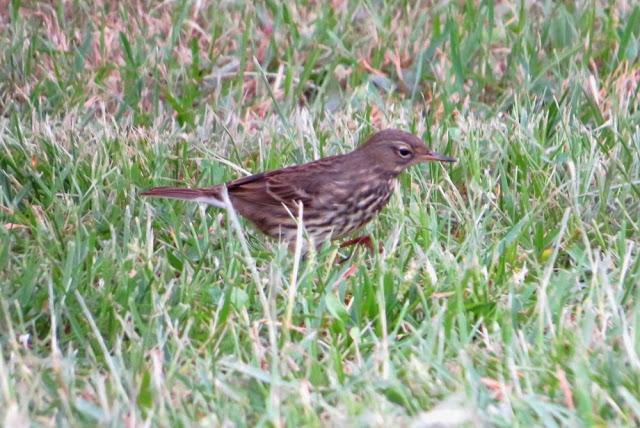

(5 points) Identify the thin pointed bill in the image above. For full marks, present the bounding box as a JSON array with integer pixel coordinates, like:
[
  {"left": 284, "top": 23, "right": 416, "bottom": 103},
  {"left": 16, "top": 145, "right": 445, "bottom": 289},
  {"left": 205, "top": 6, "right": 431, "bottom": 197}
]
[{"left": 421, "top": 152, "right": 457, "bottom": 163}]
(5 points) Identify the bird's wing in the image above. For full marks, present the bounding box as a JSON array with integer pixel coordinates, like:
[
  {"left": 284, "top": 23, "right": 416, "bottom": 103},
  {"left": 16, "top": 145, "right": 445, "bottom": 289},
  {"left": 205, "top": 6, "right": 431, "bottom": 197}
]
[
  {"left": 227, "top": 168, "right": 313, "bottom": 209},
  {"left": 227, "top": 157, "right": 342, "bottom": 209}
]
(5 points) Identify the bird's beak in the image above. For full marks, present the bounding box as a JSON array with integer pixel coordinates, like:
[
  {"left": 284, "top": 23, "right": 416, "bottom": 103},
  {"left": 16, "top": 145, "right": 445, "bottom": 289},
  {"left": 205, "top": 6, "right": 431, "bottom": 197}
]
[{"left": 420, "top": 151, "right": 457, "bottom": 163}]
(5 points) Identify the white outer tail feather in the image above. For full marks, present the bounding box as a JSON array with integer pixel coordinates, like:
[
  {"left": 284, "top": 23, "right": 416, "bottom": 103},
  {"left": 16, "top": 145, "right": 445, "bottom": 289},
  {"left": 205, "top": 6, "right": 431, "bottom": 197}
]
[{"left": 193, "top": 196, "right": 226, "bottom": 208}]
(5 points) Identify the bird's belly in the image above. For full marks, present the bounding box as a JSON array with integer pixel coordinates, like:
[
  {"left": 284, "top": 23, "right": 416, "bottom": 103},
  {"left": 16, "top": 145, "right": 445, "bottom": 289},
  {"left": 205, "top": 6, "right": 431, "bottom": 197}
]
[{"left": 329, "top": 179, "right": 395, "bottom": 238}]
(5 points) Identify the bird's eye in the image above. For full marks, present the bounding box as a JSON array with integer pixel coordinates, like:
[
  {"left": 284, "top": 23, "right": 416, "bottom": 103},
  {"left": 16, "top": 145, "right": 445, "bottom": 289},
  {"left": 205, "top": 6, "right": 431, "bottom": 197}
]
[{"left": 397, "top": 148, "right": 412, "bottom": 158}]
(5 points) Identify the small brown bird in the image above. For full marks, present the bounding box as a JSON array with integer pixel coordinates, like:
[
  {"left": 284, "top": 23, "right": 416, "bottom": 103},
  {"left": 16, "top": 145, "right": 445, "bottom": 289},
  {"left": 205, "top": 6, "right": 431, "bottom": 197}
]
[{"left": 141, "top": 129, "right": 455, "bottom": 250}]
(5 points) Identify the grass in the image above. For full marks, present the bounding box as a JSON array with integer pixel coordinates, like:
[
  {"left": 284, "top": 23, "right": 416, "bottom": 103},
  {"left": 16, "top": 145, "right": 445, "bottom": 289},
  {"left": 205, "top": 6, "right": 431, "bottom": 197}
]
[{"left": 1, "top": 0, "right": 639, "bottom": 426}]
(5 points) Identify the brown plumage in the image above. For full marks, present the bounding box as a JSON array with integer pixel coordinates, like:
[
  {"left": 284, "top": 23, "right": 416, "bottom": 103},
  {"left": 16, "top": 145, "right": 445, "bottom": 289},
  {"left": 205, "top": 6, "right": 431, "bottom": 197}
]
[{"left": 141, "top": 129, "right": 455, "bottom": 249}]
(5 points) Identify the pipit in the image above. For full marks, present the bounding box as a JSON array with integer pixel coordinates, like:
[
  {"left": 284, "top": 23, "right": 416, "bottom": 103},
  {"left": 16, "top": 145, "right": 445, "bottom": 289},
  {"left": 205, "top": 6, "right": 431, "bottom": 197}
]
[{"left": 141, "top": 129, "right": 455, "bottom": 250}]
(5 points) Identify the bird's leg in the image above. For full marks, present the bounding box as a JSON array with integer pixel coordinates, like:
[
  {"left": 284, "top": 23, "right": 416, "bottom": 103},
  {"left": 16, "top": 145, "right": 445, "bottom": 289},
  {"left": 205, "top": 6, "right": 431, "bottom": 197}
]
[
  {"left": 340, "top": 235, "right": 375, "bottom": 253},
  {"left": 337, "top": 235, "right": 382, "bottom": 264}
]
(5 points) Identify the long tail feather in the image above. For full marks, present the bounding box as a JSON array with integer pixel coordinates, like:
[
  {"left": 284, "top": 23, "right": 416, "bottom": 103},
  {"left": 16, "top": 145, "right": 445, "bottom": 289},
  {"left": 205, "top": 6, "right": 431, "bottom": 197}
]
[
  {"left": 140, "top": 187, "right": 208, "bottom": 199},
  {"left": 140, "top": 186, "right": 225, "bottom": 208}
]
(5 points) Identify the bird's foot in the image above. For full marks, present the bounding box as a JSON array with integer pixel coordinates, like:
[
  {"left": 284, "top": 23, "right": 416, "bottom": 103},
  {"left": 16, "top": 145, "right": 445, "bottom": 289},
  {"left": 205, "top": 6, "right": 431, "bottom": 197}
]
[
  {"left": 340, "top": 235, "right": 375, "bottom": 253},
  {"left": 337, "top": 236, "right": 384, "bottom": 263}
]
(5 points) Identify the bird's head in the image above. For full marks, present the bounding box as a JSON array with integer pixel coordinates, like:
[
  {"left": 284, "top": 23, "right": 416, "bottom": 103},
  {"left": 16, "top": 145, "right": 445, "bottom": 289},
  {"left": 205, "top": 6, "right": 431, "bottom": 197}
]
[{"left": 358, "top": 129, "right": 456, "bottom": 175}]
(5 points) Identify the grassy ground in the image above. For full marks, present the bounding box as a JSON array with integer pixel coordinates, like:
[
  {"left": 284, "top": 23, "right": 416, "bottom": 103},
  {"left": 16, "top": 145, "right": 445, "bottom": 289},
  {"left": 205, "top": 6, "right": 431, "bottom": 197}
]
[{"left": 1, "top": 0, "right": 640, "bottom": 426}]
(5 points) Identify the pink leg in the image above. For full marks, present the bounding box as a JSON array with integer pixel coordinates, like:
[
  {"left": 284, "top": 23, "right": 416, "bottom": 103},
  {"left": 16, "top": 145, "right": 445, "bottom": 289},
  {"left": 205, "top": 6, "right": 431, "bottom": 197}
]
[{"left": 340, "top": 235, "right": 376, "bottom": 253}]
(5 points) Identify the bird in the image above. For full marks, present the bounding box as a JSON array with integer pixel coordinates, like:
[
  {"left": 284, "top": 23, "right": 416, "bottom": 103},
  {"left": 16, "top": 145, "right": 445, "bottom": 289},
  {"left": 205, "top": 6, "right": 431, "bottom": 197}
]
[{"left": 140, "top": 129, "right": 455, "bottom": 251}]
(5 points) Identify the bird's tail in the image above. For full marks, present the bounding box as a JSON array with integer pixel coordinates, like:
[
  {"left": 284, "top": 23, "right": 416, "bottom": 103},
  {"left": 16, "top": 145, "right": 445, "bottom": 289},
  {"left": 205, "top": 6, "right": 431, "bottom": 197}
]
[{"left": 140, "top": 186, "right": 226, "bottom": 208}]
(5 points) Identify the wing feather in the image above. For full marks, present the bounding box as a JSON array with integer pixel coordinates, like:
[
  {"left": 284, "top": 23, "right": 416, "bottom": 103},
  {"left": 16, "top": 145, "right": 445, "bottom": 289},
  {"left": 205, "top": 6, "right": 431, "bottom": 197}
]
[{"left": 227, "top": 156, "right": 343, "bottom": 209}]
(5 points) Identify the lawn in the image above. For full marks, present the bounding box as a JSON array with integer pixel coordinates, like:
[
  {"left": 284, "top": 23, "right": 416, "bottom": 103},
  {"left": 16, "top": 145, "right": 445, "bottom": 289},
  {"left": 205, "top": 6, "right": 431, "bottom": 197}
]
[{"left": 1, "top": 1, "right": 639, "bottom": 426}]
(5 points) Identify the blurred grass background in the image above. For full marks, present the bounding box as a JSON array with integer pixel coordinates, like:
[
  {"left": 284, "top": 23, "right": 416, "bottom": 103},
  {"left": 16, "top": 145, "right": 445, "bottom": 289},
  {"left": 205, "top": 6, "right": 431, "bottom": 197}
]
[{"left": 1, "top": 0, "right": 639, "bottom": 426}]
